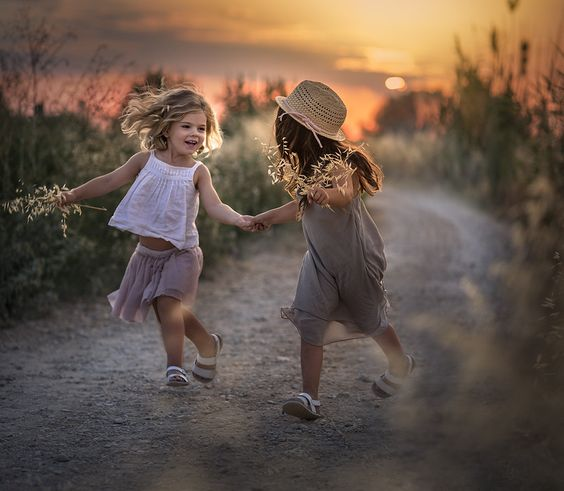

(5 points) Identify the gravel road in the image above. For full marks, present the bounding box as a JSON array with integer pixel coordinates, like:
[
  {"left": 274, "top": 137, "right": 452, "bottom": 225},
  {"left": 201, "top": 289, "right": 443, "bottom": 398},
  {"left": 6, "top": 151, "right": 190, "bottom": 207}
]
[{"left": 1, "top": 184, "right": 561, "bottom": 490}]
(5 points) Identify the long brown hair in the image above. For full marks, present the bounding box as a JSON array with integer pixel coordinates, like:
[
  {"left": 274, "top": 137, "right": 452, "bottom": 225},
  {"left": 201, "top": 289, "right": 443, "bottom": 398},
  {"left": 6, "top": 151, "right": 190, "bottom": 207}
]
[{"left": 274, "top": 107, "right": 384, "bottom": 210}]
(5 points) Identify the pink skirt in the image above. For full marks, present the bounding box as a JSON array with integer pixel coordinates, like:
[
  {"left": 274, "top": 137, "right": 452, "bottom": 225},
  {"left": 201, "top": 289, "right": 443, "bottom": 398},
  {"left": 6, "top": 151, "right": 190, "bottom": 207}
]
[{"left": 108, "top": 243, "right": 203, "bottom": 323}]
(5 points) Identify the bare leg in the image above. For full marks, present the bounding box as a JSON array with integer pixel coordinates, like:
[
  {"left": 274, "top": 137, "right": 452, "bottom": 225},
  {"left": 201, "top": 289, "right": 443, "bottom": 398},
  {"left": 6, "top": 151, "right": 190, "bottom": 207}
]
[
  {"left": 154, "top": 296, "right": 185, "bottom": 367},
  {"left": 153, "top": 303, "right": 216, "bottom": 358},
  {"left": 373, "top": 324, "right": 409, "bottom": 376},
  {"left": 181, "top": 308, "right": 215, "bottom": 357},
  {"left": 301, "top": 339, "right": 324, "bottom": 399}
]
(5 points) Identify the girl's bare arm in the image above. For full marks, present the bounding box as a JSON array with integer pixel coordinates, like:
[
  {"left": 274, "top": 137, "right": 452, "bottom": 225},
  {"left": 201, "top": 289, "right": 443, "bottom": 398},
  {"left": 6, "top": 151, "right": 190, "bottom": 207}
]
[
  {"left": 195, "top": 164, "right": 250, "bottom": 228},
  {"left": 253, "top": 201, "right": 298, "bottom": 227},
  {"left": 61, "top": 152, "right": 149, "bottom": 204}
]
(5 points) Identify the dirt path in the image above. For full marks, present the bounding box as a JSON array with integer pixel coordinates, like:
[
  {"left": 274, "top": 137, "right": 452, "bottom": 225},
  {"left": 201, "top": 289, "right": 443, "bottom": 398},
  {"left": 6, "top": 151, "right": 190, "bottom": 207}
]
[{"left": 1, "top": 185, "right": 560, "bottom": 490}]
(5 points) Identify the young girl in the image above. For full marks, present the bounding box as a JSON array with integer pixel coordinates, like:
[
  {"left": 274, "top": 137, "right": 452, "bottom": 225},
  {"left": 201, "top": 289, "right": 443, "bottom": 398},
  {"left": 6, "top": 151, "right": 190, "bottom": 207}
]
[
  {"left": 60, "top": 85, "right": 253, "bottom": 386},
  {"left": 252, "top": 80, "right": 415, "bottom": 420}
]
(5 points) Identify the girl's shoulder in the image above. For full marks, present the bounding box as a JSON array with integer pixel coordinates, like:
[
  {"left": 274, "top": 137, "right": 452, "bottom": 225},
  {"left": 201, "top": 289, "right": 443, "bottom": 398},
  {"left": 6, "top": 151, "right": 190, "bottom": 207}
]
[
  {"left": 118, "top": 151, "right": 151, "bottom": 176},
  {"left": 192, "top": 160, "right": 208, "bottom": 175},
  {"left": 192, "top": 160, "right": 210, "bottom": 187},
  {"left": 129, "top": 151, "right": 152, "bottom": 171}
]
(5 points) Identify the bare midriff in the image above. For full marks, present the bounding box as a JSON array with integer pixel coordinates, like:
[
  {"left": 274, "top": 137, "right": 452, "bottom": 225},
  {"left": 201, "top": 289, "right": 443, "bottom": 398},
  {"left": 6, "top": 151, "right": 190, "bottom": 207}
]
[{"left": 138, "top": 236, "right": 175, "bottom": 251}]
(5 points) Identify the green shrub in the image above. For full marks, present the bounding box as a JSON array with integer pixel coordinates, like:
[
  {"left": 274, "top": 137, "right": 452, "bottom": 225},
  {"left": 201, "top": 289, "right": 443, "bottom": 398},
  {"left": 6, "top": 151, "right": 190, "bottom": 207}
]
[
  {"left": 0, "top": 103, "right": 287, "bottom": 324},
  {"left": 0, "top": 111, "right": 136, "bottom": 325}
]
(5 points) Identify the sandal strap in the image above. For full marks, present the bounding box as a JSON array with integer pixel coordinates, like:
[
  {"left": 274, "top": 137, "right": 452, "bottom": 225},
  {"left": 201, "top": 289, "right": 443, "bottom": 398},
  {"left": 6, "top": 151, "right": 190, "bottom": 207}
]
[
  {"left": 374, "top": 374, "right": 401, "bottom": 396},
  {"left": 166, "top": 365, "right": 187, "bottom": 376},
  {"left": 196, "top": 334, "right": 223, "bottom": 364},
  {"left": 297, "top": 392, "right": 321, "bottom": 409},
  {"left": 383, "top": 355, "right": 416, "bottom": 385},
  {"left": 373, "top": 355, "right": 416, "bottom": 396},
  {"left": 195, "top": 355, "right": 216, "bottom": 365},
  {"left": 166, "top": 366, "right": 189, "bottom": 384},
  {"left": 191, "top": 364, "right": 215, "bottom": 380},
  {"left": 381, "top": 370, "right": 404, "bottom": 386}
]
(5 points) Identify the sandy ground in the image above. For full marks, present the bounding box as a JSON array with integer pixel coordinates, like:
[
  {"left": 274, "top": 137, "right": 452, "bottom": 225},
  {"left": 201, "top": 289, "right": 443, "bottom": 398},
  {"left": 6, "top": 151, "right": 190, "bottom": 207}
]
[{"left": 1, "top": 184, "right": 562, "bottom": 491}]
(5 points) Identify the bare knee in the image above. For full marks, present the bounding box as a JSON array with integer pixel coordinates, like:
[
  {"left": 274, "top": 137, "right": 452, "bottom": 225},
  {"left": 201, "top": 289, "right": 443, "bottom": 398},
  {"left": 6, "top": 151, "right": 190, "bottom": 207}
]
[
  {"left": 155, "top": 296, "right": 182, "bottom": 322},
  {"left": 181, "top": 306, "right": 195, "bottom": 320}
]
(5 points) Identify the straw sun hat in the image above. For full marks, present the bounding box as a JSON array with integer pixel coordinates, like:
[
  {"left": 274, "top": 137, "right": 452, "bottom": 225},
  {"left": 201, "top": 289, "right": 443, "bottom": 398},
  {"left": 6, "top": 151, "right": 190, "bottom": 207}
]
[{"left": 275, "top": 80, "right": 347, "bottom": 146}]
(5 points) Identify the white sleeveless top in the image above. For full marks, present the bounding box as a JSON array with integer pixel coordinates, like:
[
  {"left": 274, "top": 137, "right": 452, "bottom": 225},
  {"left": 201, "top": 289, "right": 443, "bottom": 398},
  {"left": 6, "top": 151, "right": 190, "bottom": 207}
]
[{"left": 108, "top": 151, "right": 202, "bottom": 249}]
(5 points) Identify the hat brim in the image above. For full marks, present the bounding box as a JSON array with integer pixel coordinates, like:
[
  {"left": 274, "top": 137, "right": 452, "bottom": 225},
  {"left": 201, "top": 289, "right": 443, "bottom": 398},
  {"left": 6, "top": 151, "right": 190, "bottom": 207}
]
[{"left": 275, "top": 96, "right": 346, "bottom": 142}]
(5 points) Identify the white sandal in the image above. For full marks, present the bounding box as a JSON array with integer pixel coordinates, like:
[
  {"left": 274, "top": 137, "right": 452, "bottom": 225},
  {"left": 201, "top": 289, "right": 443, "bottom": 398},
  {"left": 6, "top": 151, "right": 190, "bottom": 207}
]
[
  {"left": 282, "top": 392, "right": 321, "bottom": 420},
  {"left": 192, "top": 333, "right": 223, "bottom": 383},
  {"left": 372, "top": 354, "right": 416, "bottom": 398},
  {"left": 166, "top": 366, "right": 189, "bottom": 387}
]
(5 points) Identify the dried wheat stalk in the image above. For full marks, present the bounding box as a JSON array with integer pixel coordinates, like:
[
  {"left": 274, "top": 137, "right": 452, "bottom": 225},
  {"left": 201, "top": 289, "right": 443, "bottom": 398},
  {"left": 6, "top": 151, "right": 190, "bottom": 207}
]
[
  {"left": 2, "top": 184, "right": 106, "bottom": 238},
  {"left": 262, "top": 138, "right": 356, "bottom": 218}
]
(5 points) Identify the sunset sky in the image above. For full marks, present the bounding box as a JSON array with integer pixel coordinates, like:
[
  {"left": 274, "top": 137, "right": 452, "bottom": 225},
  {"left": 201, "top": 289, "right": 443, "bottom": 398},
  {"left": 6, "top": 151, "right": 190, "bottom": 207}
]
[{"left": 2, "top": 0, "right": 562, "bottom": 136}]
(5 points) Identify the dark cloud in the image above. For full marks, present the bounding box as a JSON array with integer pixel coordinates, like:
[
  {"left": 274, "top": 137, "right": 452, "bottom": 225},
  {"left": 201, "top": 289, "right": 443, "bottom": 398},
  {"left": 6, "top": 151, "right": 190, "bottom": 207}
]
[{"left": 0, "top": 1, "right": 418, "bottom": 98}]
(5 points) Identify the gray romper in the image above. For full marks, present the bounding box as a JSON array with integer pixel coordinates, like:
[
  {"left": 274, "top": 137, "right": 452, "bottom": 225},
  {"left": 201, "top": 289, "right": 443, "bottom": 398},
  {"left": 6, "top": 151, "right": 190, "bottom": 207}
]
[{"left": 282, "top": 194, "right": 390, "bottom": 345}]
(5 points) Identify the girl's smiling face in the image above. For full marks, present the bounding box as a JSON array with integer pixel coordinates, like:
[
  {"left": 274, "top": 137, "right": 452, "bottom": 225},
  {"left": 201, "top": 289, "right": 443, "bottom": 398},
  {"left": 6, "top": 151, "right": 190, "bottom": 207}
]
[{"left": 167, "top": 110, "right": 207, "bottom": 156}]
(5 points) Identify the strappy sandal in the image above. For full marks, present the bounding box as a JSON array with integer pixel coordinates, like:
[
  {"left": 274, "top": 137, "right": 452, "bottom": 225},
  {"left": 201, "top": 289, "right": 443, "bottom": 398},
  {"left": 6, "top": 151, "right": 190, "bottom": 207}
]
[
  {"left": 372, "top": 354, "right": 416, "bottom": 398},
  {"left": 282, "top": 392, "right": 321, "bottom": 420},
  {"left": 166, "top": 366, "right": 190, "bottom": 387},
  {"left": 192, "top": 333, "right": 223, "bottom": 383}
]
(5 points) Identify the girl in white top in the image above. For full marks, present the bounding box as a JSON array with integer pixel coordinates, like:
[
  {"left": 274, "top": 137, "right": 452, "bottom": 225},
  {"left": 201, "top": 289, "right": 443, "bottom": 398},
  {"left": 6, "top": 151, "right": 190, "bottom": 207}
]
[{"left": 60, "top": 85, "right": 252, "bottom": 387}]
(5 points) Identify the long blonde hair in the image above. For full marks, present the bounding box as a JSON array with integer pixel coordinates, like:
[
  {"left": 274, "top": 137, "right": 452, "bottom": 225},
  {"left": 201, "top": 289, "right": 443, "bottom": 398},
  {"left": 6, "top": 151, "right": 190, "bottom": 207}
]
[{"left": 120, "top": 84, "right": 223, "bottom": 157}]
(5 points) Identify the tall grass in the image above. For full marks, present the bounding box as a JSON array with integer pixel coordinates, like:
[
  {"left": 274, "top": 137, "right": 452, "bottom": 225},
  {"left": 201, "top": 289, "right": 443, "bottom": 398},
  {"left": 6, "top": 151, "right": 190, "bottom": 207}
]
[{"left": 368, "top": 10, "right": 563, "bottom": 454}]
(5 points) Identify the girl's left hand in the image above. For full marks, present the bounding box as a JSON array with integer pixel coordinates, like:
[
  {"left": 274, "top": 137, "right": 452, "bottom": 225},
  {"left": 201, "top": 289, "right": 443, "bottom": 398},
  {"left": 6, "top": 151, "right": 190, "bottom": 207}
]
[{"left": 307, "top": 187, "right": 329, "bottom": 206}]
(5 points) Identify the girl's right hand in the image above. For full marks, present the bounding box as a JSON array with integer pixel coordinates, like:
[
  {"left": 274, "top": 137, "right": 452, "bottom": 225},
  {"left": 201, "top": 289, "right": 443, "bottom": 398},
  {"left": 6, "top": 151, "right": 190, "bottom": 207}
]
[
  {"left": 58, "top": 189, "right": 77, "bottom": 206},
  {"left": 307, "top": 186, "right": 329, "bottom": 206}
]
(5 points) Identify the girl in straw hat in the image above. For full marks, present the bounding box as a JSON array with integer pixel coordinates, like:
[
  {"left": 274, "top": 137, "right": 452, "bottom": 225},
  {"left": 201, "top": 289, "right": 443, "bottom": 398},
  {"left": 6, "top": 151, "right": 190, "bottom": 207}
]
[
  {"left": 60, "top": 85, "right": 254, "bottom": 387},
  {"left": 252, "top": 80, "right": 415, "bottom": 420}
]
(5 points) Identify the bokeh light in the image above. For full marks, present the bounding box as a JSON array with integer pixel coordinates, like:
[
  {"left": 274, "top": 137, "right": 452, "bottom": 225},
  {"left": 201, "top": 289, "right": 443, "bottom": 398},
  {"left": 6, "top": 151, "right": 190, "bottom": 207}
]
[{"left": 385, "top": 76, "right": 407, "bottom": 91}]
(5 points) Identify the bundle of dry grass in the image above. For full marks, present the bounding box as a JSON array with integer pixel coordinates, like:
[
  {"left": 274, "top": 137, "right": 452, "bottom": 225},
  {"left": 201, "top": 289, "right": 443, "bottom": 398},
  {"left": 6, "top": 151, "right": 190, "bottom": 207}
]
[
  {"left": 263, "top": 139, "right": 356, "bottom": 219},
  {"left": 3, "top": 184, "right": 106, "bottom": 237}
]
